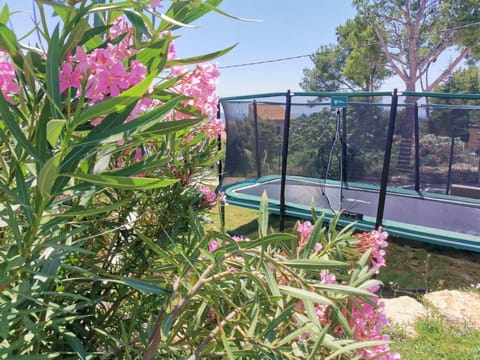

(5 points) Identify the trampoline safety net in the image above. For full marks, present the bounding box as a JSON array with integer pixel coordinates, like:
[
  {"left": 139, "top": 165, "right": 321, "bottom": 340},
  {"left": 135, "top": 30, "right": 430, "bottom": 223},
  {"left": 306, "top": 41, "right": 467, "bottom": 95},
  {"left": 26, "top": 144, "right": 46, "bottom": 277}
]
[{"left": 221, "top": 91, "right": 480, "bottom": 196}]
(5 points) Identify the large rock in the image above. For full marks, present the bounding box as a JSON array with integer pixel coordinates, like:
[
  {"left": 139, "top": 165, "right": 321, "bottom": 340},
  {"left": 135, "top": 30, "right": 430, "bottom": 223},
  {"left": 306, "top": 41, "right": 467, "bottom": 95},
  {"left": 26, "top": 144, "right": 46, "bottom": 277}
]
[
  {"left": 381, "top": 296, "right": 427, "bottom": 337},
  {"left": 423, "top": 290, "right": 480, "bottom": 331}
]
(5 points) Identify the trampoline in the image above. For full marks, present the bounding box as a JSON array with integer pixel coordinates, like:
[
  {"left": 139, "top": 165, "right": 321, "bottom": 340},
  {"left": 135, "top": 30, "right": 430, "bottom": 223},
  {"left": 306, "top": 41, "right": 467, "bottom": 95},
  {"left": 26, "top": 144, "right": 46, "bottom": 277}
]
[
  {"left": 219, "top": 91, "right": 480, "bottom": 253},
  {"left": 224, "top": 175, "right": 480, "bottom": 252}
]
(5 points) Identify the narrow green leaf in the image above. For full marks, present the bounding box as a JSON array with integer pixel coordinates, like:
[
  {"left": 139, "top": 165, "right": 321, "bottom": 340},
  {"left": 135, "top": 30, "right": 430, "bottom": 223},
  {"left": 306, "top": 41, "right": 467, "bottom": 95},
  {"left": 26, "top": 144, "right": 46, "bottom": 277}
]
[
  {"left": 113, "top": 277, "right": 170, "bottom": 295},
  {"left": 45, "top": 198, "right": 131, "bottom": 218},
  {"left": 0, "top": 23, "right": 17, "bottom": 55},
  {"left": 63, "top": 330, "right": 86, "bottom": 359},
  {"left": 170, "top": 43, "right": 237, "bottom": 66},
  {"left": 202, "top": 2, "right": 262, "bottom": 22},
  {"left": 46, "top": 25, "right": 62, "bottom": 119},
  {"left": 303, "top": 299, "right": 322, "bottom": 328},
  {"left": 79, "top": 95, "right": 186, "bottom": 146},
  {"left": 63, "top": 17, "right": 89, "bottom": 59},
  {"left": 0, "top": 4, "right": 9, "bottom": 24},
  {"left": 14, "top": 164, "right": 32, "bottom": 213},
  {"left": 300, "top": 218, "right": 326, "bottom": 257},
  {"left": 65, "top": 172, "right": 178, "bottom": 190},
  {"left": 0, "top": 95, "right": 40, "bottom": 162},
  {"left": 160, "top": 0, "right": 222, "bottom": 32},
  {"left": 38, "top": 153, "right": 61, "bottom": 200},
  {"left": 222, "top": 335, "right": 236, "bottom": 360},
  {"left": 6, "top": 205, "right": 22, "bottom": 250},
  {"left": 275, "top": 324, "right": 316, "bottom": 347},
  {"left": 125, "top": 10, "right": 152, "bottom": 39},
  {"left": 280, "top": 258, "right": 349, "bottom": 270},
  {"left": 311, "top": 283, "right": 378, "bottom": 299},
  {"left": 258, "top": 191, "right": 269, "bottom": 238},
  {"left": 325, "top": 340, "right": 390, "bottom": 360},
  {"left": 279, "top": 285, "right": 334, "bottom": 306},
  {"left": 261, "top": 303, "right": 295, "bottom": 340}
]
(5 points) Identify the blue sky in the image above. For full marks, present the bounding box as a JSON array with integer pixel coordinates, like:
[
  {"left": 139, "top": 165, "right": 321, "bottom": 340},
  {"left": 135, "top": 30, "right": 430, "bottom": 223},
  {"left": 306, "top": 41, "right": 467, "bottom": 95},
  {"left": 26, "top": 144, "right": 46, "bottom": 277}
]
[
  {"left": 0, "top": 1, "right": 460, "bottom": 97},
  {"left": 174, "top": 1, "right": 359, "bottom": 96}
]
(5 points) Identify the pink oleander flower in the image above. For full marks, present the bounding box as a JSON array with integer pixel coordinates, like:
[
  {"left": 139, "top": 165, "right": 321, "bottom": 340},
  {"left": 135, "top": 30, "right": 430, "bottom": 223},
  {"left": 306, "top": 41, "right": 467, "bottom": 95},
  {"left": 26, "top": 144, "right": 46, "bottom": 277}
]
[
  {"left": 231, "top": 235, "right": 249, "bottom": 242},
  {"left": 199, "top": 186, "right": 217, "bottom": 206},
  {"left": 59, "top": 17, "right": 147, "bottom": 107},
  {"left": 151, "top": 0, "right": 162, "bottom": 9},
  {"left": 296, "top": 220, "right": 313, "bottom": 256},
  {"left": 320, "top": 270, "right": 336, "bottom": 284},
  {"left": 0, "top": 53, "right": 20, "bottom": 102},
  {"left": 314, "top": 243, "right": 323, "bottom": 252},
  {"left": 208, "top": 239, "right": 219, "bottom": 253},
  {"left": 352, "top": 227, "right": 389, "bottom": 271}
]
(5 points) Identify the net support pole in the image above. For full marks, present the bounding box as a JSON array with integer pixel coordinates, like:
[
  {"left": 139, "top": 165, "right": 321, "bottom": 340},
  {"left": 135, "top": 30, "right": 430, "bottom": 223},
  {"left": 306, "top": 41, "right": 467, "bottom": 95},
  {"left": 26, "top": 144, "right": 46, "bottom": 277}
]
[
  {"left": 446, "top": 126, "right": 456, "bottom": 195},
  {"left": 414, "top": 103, "right": 420, "bottom": 192},
  {"left": 341, "top": 107, "right": 348, "bottom": 183},
  {"left": 217, "top": 102, "right": 225, "bottom": 227},
  {"left": 279, "top": 90, "right": 292, "bottom": 232},
  {"left": 252, "top": 100, "right": 262, "bottom": 178},
  {"left": 376, "top": 89, "right": 398, "bottom": 229}
]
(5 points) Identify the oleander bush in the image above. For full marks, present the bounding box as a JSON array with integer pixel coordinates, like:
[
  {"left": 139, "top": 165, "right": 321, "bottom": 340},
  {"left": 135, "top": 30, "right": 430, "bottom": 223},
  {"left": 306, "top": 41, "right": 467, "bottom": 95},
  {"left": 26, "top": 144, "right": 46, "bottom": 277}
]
[{"left": 0, "top": 1, "right": 398, "bottom": 358}]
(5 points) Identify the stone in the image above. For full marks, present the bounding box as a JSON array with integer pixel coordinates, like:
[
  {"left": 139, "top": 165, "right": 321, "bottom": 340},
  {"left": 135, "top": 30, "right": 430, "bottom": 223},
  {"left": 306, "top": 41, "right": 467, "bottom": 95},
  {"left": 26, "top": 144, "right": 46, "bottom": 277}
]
[
  {"left": 381, "top": 296, "right": 427, "bottom": 337},
  {"left": 423, "top": 290, "right": 480, "bottom": 331}
]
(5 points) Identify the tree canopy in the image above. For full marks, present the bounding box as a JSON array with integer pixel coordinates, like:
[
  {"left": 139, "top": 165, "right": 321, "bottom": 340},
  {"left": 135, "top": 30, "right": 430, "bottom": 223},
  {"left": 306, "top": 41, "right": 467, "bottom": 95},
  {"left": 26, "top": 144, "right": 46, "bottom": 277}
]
[{"left": 352, "top": 0, "right": 480, "bottom": 92}]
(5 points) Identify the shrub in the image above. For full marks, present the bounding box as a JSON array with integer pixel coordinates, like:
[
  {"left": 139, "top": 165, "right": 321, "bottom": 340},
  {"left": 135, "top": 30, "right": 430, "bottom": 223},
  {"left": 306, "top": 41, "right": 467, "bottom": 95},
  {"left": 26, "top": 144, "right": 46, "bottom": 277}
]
[{"left": 0, "top": 1, "right": 398, "bottom": 358}]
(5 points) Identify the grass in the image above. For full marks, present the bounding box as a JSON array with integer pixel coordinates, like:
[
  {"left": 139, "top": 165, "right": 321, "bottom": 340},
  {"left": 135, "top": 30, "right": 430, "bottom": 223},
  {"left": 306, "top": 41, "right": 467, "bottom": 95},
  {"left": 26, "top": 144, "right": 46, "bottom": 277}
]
[
  {"left": 389, "top": 317, "right": 480, "bottom": 359},
  {"left": 207, "top": 204, "right": 480, "bottom": 359}
]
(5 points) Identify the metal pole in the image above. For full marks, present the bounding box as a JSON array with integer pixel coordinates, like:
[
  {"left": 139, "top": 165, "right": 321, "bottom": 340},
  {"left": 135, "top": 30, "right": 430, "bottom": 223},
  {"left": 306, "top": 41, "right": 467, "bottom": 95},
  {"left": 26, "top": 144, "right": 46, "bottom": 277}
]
[
  {"left": 376, "top": 89, "right": 398, "bottom": 229},
  {"left": 252, "top": 100, "right": 262, "bottom": 178},
  {"left": 217, "top": 102, "right": 225, "bottom": 227},
  {"left": 279, "top": 90, "right": 292, "bottom": 232},
  {"left": 341, "top": 107, "right": 348, "bottom": 183},
  {"left": 414, "top": 103, "right": 420, "bottom": 192},
  {"left": 446, "top": 127, "right": 456, "bottom": 195}
]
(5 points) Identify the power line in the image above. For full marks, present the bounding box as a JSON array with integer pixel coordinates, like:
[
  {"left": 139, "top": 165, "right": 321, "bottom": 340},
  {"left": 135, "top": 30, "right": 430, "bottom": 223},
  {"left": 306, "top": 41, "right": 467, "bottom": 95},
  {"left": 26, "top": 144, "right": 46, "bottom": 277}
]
[
  {"left": 218, "top": 20, "right": 480, "bottom": 70},
  {"left": 218, "top": 54, "right": 311, "bottom": 69}
]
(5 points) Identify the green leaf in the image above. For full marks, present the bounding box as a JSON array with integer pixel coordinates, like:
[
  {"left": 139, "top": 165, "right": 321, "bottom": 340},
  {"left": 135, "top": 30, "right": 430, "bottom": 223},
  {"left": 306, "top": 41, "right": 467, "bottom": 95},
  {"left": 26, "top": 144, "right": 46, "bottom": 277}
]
[
  {"left": 65, "top": 172, "right": 178, "bottom": 190},
  {"left": 311, "top": 283, "right": 379, "bottom": 299},
  {"left": 222, "top": 334, "right": 236, "bottom": 359},
  {"left": 46, "top": 119, "right": 66, "bottom": 147},
  {"left": 325, "top": 340, "right": 390, "bottom": 360},
  {"left": 258, "top": 191, "right": 269, "bottom": 238},
  {"left": 113, "top": 277, "right": 170, "bottom": 295},
  {"left": 280, "top": 258, "right": 349, "bottom": 270},
  {"left": 63, "top": 17, "right": 90, "bottom": 59},
  {"left": 300, "top": 218, "right": 326, "bottom": 258},
  {"left": 0, "top": 23, "right": 17, "bottom": 56},
  {"left": 279, "top": 285, "right": 335, "bottom": 307},
  {"left": 0, "top": 95, "right": 40, "bottom": 162},
  {"left": 261, "top": 303, "right": 295, "bottom": 340},
  {"left": 79, "top": 95, "right": 186, "bottom": 146},
  {"left": 46, "top": 25, "right": 62, "bottom": 120},
  {"left": 0, "top": 4, "right": 9, "bottom": 24},
  {"left": 14, "top": 165, "right": 33, "bottom": 224},
  {"left": 38, "top": 153, "right": 62, "bottom": 200},
  {"left": 45, "top": 198, "right": 131, "bottom": 218},
  {"left": 125, "top": 10, "right": 151, "bottom": 39},
  {"left": 170, "top": 43, "right": 237, "bottom": 66}
]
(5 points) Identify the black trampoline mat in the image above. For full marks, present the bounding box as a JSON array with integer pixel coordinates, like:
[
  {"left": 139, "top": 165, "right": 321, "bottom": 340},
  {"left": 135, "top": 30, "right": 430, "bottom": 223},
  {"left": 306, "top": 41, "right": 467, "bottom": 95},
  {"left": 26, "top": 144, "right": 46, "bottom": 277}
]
[{"left": 233, "top": 178, "right": 480, "bottom": 237}]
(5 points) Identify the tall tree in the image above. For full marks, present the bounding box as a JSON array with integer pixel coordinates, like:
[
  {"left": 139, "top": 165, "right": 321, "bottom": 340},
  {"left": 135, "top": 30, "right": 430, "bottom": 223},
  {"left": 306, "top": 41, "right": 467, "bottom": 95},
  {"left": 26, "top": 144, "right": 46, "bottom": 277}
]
[
  {"left": 300, "top": 17, "right": 390, "bottom": 92},
  {"left": 352, "top": 0, "right": 480, "bottom": 167}
]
